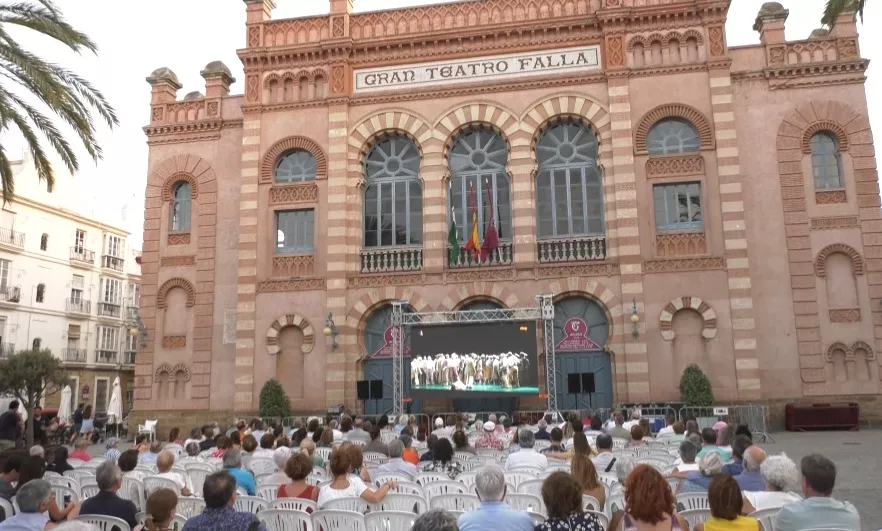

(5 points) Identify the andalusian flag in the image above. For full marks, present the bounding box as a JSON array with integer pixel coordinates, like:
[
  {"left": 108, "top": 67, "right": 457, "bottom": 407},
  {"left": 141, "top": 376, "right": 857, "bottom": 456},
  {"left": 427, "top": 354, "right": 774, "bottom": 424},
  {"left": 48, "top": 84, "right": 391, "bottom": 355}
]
[
  {"left": 462, "top": 184, "right": 481, "bottom": 259},
  {"left": 447, "top": 211, "right": 460, "bottom": 266}
]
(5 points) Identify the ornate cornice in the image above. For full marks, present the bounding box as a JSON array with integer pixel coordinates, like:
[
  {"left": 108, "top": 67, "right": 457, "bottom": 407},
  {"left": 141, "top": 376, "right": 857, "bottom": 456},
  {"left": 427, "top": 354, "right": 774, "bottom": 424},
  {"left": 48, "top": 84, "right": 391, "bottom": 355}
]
[{"left": 764, "top": 60, "right": 869, "bottom": 90}]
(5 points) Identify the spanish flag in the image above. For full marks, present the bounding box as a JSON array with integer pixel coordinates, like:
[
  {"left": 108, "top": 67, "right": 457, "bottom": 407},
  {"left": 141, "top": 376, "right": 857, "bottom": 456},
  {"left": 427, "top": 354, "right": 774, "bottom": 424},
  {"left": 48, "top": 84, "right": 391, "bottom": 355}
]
[{"left": 462, "top": 184, "right": 481, "bottom": 259}]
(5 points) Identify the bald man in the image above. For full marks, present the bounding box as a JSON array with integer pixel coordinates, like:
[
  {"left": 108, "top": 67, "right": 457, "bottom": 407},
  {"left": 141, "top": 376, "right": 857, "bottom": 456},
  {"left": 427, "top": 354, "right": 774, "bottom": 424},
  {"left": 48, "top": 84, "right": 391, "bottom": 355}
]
[
  {"left": 155, "top": 450, "right": 192, "bottom": 496},
  {"left": 736, "top": 445, "right": 767, "bottom": 492}
]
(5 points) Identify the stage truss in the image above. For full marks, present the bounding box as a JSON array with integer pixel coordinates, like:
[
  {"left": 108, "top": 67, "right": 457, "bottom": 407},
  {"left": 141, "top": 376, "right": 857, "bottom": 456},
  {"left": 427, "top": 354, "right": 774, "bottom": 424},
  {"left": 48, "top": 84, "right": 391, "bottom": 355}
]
[{"left": 390, "top": 294, "right": 557, "bottom": 416}]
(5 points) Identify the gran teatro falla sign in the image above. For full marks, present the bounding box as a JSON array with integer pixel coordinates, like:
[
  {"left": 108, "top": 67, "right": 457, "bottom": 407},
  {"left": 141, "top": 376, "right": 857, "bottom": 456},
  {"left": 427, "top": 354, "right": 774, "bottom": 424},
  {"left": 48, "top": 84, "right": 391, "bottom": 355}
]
[{"left": 354, "top": 45, "right": 602, "bottom": 93}]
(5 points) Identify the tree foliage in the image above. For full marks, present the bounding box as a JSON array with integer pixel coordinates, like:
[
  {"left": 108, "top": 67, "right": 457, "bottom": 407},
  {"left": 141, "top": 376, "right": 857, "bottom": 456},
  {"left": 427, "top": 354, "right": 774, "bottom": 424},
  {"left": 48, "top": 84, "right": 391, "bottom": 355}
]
[
  {"left": 258, "top": 379, "right": 292, "bottom": 419},
  {"left": 823, "top": 0, "right": 866, "bottom": 26},
  {"left": 0, "top": 348, "right": 69, "bottom": 445},
  {"left": 0, "top": 0, "right": 118, "bottom": 201},
  {"left": 679, "top": 364, "right": 714, "bottom": 407}
]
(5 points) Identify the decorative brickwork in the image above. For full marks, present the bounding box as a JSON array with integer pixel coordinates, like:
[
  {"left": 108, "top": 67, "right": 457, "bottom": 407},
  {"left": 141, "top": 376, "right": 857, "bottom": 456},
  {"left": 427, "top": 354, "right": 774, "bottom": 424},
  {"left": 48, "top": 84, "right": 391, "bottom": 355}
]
[
  {"left": 646, "top": 155, "right": 705, "bottom": 178},
  {"left": 829, "top": 309, "right": 861, "bottom": 323},
  {"left": 161, "top": 173, "right": 199, "bottom": 201},
  {"left": 160, "top": 256, "right": 196, "bottom": 268},
  {"left": 272, "top": 255, "right": 315, "bottom": 278},
  {"left": 162, "top": 336, "right": 187, "bottom": 349},
  {"left": 802, "top": 121, "right": 849, "bottom": 154},
  {"left": 815, "top": 243, "right": 864, "bottom": 277},
  {"left": 266, "top": 313, "right": 315, "bottom": 355},
  {"left": 815, "top": 190, "right": 847, "bottom": 204},
  {"left": 655, "top": 232, "right": 707, "bottom": 257},
  {"left": 659, "top": 296, "right": 718, "bottom": 341},
  {"left": 269, "top": 184, "right": 318, "bottom": 204},
  {"left": 260, "top": 137, "right": 328, "bottom": 183},
  {"left": 156, "top": 278, "right": 196, "bottom": 309},
  {"left": 167, "top": 233, "right": 190, "bottom": 245},
  {"left": 635, "top": 104, "right": 715, "bottom": 154},
  {"left": 810, "top": 216, "right": 859, "bottom": 230}
]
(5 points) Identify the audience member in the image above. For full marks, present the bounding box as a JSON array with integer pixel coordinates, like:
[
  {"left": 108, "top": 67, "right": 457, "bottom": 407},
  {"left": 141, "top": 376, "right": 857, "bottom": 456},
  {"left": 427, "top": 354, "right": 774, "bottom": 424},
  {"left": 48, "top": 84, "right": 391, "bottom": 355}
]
[
  {"left": 277, "top": 453, "right": 317, "bottom": 504},
  {"left": 47, "top": 446, "right": 73, "bottom": 474},
  {"left": 377, "top": 440, "right": 420, "bottom": 480},
  {"left": 540, "top": 427, "right": 565, "bottom": 455},
  {"left": 412, "top": 509, "right": 459, "bottom": 531},
  {"left": 671, "top": 440, "right": 700, "bottom": 475},
  {"left": 139, "top": 440, "right": 163, "bottom": 464},
  {"left": 0, "top": 479, "right": 79, "bottom": 530},
  {"left": 658, "top": 415, "right": 676, "bottom": 436},
  {"left": 536, "top": 471, "right": 603, "bottom": 531},
  {"left": 103, "top": 438, "right": 121, "bottom": 464},
  {"left": 774, "top": 454, "right": 860, "bottom": 531},
  {"left": 504, "top": 429, "right": 547, "bottom": 471},
  {"left": 181, "top": 471, "right": 265, "bottom": 531},
  {"left": 626, "top": 426, "right": 645, "bottom": 448},
  {"left": 240, "top": 434, "right": 257, "bottom": 455},
  {"left": 685, "top": 420, "right": 700, "bottom": 437},
  {"left": 393, "top": 414, "right": 408, "bottom": 433},
  {"left": 423, "top": 438, "right": 463, "bottom": 479},
  {"left": 735, "top": 446, "right": 766, "bottom": 492},
  {"left": 668, "top": 422, "right": 687, "bottom": 442},
  {"left": 197, "top": 427, "right": 216, "bottom": 451},
  {"left": 742, "top": 454, "right": 801, "bottom": 513},
  {"left": 615, "top": 456, "right": 637, "bottom": 486},
  {"left": 695, "top": 475, "right": 759, "bottom": 531},
  {"left": 608, "top": 414, "right": 630, "bottom": 440},
  {"left": 69, "top": 439, "right": 91, "bottom": 462},
  {"left": 680, "top": 452, "right": 725, "bottom": 494},
  {"left": 299, "top": 439, "right": 323, "bottom": 467},
  {"left": 155, "top": 451, "right": 193, "bottom": 496},
  {"left": 364, "top": 426, "right": 389, "bottom": 456},
  {"left": 344, "top": 442, "right": 372, "bottom": 483},
  {"left": 346, "top": 417, "right": 371, "bottom": 445},
  {"left": 400, "top": 434, "right": 420, "bottom": 464},
  {"left": 623, "top": 410, "right": 641, "bottom": 430},
  {"left": 78, "top": 406, "right": 94, "bottom": 443},
  {"left": 458, "top": 465, "right": 532, "bottom": 531},
  {"left": 420, "top": 434, "right": 439, "bottom": 462},
  {"left": 269, "top": 447, "right": 291, "bottom": 483},
  {"left": 144, "top": 488, "right": 178, "bottom": 531},
  {"left": 252, "top": 433, "right": 275, "bottom": 459},
  {"left": 316, "top": 446, "right": 395, "bottom": 508},
  {"left": 28, "top": 446, "right": 44, "bottom": 460},
  {"left": 222, "top": 449, "right": 255, "bottom": 496},
  {"left": 183, "top": 427, "right": 203, "bottom": 449},
  {"left": 698, "top": 427, "right": 732, "bottom": 462},
  {"left": 118, "top": 450, "right": 139, "bottom": 476},
  {"left": 79, "top": 462, "right": 138, "bottom": 529},
  {"left": 168, "top": 427, "right": 183, "bottom": 445},
  {"left": 611, "top": 464, "right": 686, "bottom": 531},
  {"left": 722, "top": 435, "right": 751, "bottom": 476},
  {"left": 592, "top": 434, "right": 616, "bottom": 473},
  {"left": 589, "top": 415, "right": 603, "bottom": 432},
  {"left": 534, "top": 419, "right": 550, "bottom": 440},
  {"left": 15, "top": 457, "right": 78, "bottom": 523},
  {"left": 452, "top": 430, "right": 476, "bottom": 456},
  {"left": 474, "top": 422, "right": 503, "bottom": 451},
  {"left": 571, "top": 453, "right": 605, "bottom": 510},
  {"left": 734, "top": 424, "right": 752, "bottom": 441},
  {"left": 0, "top": 457, "right": 21, "bottom": 500}
]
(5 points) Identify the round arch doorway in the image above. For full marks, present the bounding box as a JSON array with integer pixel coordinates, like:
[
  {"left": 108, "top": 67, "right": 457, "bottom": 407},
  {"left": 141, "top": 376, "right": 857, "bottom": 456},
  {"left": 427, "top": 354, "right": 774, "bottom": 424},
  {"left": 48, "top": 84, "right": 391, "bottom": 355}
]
[
  {"left": 362, "top": 304, "right": 419, "bottom": 416},
  {"left": 553, "top": 296, "right": 613, "bottom": 411}
]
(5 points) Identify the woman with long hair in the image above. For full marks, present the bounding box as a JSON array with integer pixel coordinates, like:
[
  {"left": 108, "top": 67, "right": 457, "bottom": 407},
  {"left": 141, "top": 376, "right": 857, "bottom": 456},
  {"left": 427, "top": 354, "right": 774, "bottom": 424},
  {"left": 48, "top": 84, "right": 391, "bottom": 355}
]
[
  {"left": 571, "top": 453, "right": 606, "bottom": 510},
  {"left": 613, "top": 464, "right": 687, "bottom": 531},
  {"left": 47, "top": 446, "right": 73, "bottom": 474},
  {"left": 144, "top": 488, "right": 178, "bottom": 531},
  {"left": 79, "top": 405, "right": 94, "bottom": 442},
  {"left": 167, "top": 427, "right": 183, "bottom": 445},
  {"left": 422, "top": 438, "right": 463, "bottom": 480},
  {"left": 18, "top": 456, "right": 78, "bottom": 522},
  {"left": 318, "top": 427, "right": 334, "bottom": 448}
]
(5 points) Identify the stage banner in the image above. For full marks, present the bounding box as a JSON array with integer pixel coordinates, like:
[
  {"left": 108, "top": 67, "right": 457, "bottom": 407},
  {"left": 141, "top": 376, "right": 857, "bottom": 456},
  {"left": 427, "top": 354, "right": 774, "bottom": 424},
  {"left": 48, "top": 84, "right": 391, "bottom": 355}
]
[
  {"left": 556, "top": 318, "right": 603, "bottom": 352},
  {"left": 372, "top": 326, "right": 412, "bottom": 359}
]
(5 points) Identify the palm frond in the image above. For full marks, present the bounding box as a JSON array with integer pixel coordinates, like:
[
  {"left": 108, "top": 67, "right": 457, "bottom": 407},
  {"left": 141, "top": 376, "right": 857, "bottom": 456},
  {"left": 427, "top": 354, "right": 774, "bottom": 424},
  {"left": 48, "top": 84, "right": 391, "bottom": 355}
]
[
  {"left": 823, "top": 0, "right": 866, "bottom": 26},
  {"left": 0, "top": 92, "right": 54, "bottom": 193},
  {"left": 0, "top": 2, "right": 97, "bottom": 53},
  {"left": 0, "top": 144, "right": 14, "bottom": 200}
]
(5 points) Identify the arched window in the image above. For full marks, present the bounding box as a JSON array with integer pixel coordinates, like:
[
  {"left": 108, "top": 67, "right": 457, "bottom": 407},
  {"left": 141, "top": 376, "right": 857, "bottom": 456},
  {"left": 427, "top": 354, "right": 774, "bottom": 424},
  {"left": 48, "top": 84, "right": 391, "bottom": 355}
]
[
  {"left": 647, "top": 119, "right": 701, "bottom": 155},
  {"left": 275, "top": 150, "right": 317, "bottom": 184},
  {"left": 170, "top": 182, "right": 192, "bottom": 232},
  {"left": 811, "top": 132, "right": 843, "bottom": 189},
  {"left": 536, "top": 121, "right": 604, "bottom": 239},
  {"left": 363, "top": 135, "right": 423, "bottom": 247},
  {"left": 448, "top": 128, "right": 511, "bottom": 246}
]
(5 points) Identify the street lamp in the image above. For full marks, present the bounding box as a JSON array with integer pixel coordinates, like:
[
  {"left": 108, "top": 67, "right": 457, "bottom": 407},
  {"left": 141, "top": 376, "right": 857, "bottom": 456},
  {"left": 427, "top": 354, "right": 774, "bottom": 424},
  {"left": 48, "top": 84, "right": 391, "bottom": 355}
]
[
  {"left": 631, "top": 299, "right": 640, "bottom": 338},
  {"left": 323, "top": 312, "right": 338, "bottom": 351}
]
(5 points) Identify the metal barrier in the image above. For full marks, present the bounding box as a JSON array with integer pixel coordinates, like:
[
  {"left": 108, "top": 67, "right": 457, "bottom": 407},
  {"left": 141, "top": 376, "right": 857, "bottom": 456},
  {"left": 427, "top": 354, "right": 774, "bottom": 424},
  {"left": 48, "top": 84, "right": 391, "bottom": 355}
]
[
  {"left": 430, "top": 411, "right": 509, "bottom": 428},
  {"left": 514, "top": 410, "right": 563, "bottom": 426},
  {"left": 679, "top": 405, "right": 773, "bottom": 443}
]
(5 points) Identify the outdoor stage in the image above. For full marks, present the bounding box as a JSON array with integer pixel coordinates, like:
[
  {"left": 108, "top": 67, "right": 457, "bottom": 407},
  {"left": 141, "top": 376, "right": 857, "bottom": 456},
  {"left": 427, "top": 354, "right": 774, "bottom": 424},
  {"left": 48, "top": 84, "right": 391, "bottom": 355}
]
[{"left": 412, "top": 384, "right": 540, "bottom": 394}]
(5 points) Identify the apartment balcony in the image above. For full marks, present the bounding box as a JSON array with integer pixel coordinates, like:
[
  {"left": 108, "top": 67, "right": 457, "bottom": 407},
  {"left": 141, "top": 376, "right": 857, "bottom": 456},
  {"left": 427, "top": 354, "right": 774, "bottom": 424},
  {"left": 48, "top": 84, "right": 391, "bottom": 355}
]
[
  {"left": 65, "top": 298, "right": 92, "bottom": 317},
  {"left": 0, "top": 228, "right": 25, "bottom": 253},
  {"left": 96, "top": 349, "right": 119, "bottom": 365},
  {"left": 122, "top": 351, "right": 136, "bottom": 366},
  {"left": 97, "top": 301, "right": 122, "bottom": 319},
  {"left": 62, "top": 348, "right": 87, "bottom": 363},
  {"left": 360, "top": 246, "right": 423, "bottom": 273},
  {"left": 125, "top": 306, "right": 139, "bottom": 323},
  {"left": 101, "top": 254, "right": 125, "bottom": 274},
  {"left": 538, "top": 235, "right": 607, "bottom": 263},
  {"left": 447, "top": 241, "right": 513, "bottom": 268},
  {"left": 0, "top": 343, "right": 14, "bottom": 358},
  {"left": 70, "top": 247, "right": 96, "bottom": 268},
  {"left": 0, "top": 285, "right": 21, "bottom": 306}
]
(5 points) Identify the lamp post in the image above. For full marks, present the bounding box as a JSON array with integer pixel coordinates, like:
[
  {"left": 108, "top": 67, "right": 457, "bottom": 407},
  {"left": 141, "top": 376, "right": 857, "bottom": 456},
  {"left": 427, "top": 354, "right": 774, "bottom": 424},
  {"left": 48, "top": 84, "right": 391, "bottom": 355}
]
[
  {"left": 129, "top": 309, "right": 147, "bottom": 349},
  {"left": 630, "top": 299, "right": 640, "bottom": 339}
]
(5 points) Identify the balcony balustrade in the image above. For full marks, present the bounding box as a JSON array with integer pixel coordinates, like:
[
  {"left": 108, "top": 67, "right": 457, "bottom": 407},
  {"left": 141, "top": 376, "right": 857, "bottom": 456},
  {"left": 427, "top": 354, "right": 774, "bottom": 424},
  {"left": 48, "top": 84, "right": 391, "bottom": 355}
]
[
  {"left": 538, "top": 236, "right": 607, "bottom": 263},
  {"left": 360, "top": 246, "right": 423, "bottom": 273},
  {"left": 447, "top": 241, "right": 513, "bottom": 268},
  {"left": 62, "top": 348, "right": 87, "bottom": 363}
]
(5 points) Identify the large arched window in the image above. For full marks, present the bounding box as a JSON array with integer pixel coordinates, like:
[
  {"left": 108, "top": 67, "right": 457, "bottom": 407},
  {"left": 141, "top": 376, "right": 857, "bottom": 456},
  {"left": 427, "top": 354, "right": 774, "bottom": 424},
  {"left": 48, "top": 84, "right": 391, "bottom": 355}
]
[
  {"left": 363, "top": 136, "right": 423, "bottom": 247},
  {"left": 646, "top": 119, "right": 701, "bottom": 155},
  {"left": 810, "top": 132, "right": 843, "bottom": 189},
  {"left": 170, "top": 182, "right": 191, "bottom": 232},
  {"left": 535, "top": 121, "right": 604, "bottom": 238},
  {"left": 448, "top": 128, "right": 511, "bottom": 245},
  {"left": 275, "top": 150, "right": 317, "bottom": 184}
]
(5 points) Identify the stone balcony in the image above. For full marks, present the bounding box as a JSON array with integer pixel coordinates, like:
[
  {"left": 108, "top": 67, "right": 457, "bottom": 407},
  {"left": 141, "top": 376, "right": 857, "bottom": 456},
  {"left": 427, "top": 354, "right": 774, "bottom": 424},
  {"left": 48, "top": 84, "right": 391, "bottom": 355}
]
[
  {"left": 447, "top": 241, "right": 513, "bottom": 268},
  {"left": 66, "top": 298, "right": 92, "bottom": 317},
  {"left": 70, "top": 247, "right": 95, "bottom": 268},
  {"left": 537, "top": 236, "right": 607, "bottom": 263},
  {"left": 360, "top": 246, "right": 423, "bottom": 273},
  {"left": 62, "top": 348, "right": 87, "bottom": 363}
]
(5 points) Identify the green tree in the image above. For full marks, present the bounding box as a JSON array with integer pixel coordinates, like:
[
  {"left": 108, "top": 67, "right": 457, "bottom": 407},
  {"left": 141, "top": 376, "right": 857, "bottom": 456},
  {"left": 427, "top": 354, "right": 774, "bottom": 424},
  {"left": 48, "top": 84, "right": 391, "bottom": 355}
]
[
  {"left": 258, "top": 379, "right": 292, "bottom": 419},
  {"left": 678, "top": 364, "right": 714, "bottom": 407},
  {"left": 0, "top": 348, "right": 69, "bottom": 446},
  {"left": 0, "top": 0, "right": 118, "bottom": 201},
  {"left": 823, "top": 0, "right": 866, "bottom": 26}
]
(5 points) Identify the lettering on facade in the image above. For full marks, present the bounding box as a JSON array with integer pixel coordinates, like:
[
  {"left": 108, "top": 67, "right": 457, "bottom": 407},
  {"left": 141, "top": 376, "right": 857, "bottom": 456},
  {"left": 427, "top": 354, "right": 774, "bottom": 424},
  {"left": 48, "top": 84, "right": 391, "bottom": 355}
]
[{"left": 354, "top": 46, "right": 601, "bottom": 93}]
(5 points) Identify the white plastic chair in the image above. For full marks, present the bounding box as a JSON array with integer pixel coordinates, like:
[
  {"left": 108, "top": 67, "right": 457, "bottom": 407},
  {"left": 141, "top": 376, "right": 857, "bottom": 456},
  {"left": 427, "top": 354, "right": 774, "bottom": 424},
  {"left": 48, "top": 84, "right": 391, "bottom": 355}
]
[
  {"left": 428, "top": 493, "right": 481, "bottom": 511},
  {"left": 81, "top": 485, "right": 100, "bottom": 499},
  {"left": 270, "top": 498, "right": 318, "bottom": 512},
  {"left": 676, "top": 493, "right": 710, "bottom": 511},
  {"left": 527, "top": 511, "right": 546, "bottom": 525},
  {"left": 76, "top": 514, "right": 132, "bottom": 531},
  {"left": 750, "top": 507, "right": 782, "bottom": 531},
  {"left": 680, "top": 508, "right": 712, "bottom": 528},
  {"left": 666, "top": 477, "right": 681, "bottom": 493},
  {"left": 315, "top": 447, "right": 332, "bottom": 462},
  {"left": 0, "top": 497, "right": 14, "bottom": 519},
  {"left": 49, "top": 475, "right": 80, "bottom": 491},
  {"left": 414, "top": 472, "right": 450, "bottom": 487},
  {"left": 175, "top": 497, "right": 206, "bottom": 519},
  {"left": 365, "top": 510, "right": 416, "bottom": 531},
  {"left": 260, "top": 508, "right": 314, "bottom": 531},
  {"left": 144, "top": 476, "right": 182, "bottom": 496},
  {"left": 367, "top": 493, "right": 427, "bottom": 514},
  {"left": 363, "top": 452, "right": 387, "bottom": 465},
  {"left": 504, "top": 471, "right": 538, "bottom": 488},
  {"left": 249, "top": 458, "right": 277, "bottom": 476},
  {"left": 605, "top": 492, "right": 626, "bottom": 518},
  {"left": 505, "top": 493, "right": 544, "bottom": 513},
  {"left": 257, "top": 483, "right": 283, "bottom": 501},
  {"left": 164, "top": 443, "right": 183, "bottom": 455},
  {"left": 455, "top": 471, "right": 477, "bottom": 490},
  {"left": 235, "top": 495, "right": 269, "bottom": 514},
  {"left": 187, "top": 467, "right": 214, "bottom": 496},
  {"left": 64, "top": 469, "right": 94, "bottom": 483},
  {"left": 374, "top": 473, "right": 413, "bottom": 485},
  {"left": 583, "top": 494, "right": 602, "bottom": 511},
  {"left": 66, "top": 458, "right": 86, "bottom": 469},
  {"left": 119, "top": 476, "right": 146, "bottom": 511},
  {"left": 51, "top": 485, "right": 79, "bottom": 507},
  {"left": 323, "top": 496, "right": 368, "bottom": 513},
  {"left": 454, "top": 452, "right": 475, "bottom": 461},
  {"left": 587, "top": 509, "right": 610, "bottom": 529},
  {"left": 312, "top": 509, "right": 367, "bottom": 531},
  {"left": 422, "top": 480, "right": 467, "bottom": 500},
  {"left": 138, "top": 419, "right": 158, "bottom": 442},
  {"left": 517, "top": 478, "right": 544, "bottom": 498}
]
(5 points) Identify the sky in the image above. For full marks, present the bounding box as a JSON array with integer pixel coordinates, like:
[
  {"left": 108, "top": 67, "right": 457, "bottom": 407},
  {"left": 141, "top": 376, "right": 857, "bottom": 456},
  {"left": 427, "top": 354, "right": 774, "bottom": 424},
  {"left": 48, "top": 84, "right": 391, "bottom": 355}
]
[{"left": 2, "top": 0, "right": 879, "bottom": 247}]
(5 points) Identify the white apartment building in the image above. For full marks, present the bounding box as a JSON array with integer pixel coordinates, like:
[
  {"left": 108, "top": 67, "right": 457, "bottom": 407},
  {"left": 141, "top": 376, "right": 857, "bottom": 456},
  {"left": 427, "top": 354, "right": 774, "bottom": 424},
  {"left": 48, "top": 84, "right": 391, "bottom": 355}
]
[{"left": 0, "top": 155, "right": 141, "bottom": 415}]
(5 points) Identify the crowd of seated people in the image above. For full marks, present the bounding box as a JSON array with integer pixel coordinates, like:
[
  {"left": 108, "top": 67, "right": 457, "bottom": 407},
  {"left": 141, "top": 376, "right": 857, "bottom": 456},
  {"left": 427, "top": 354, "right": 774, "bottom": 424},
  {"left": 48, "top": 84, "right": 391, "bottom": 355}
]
[{"left": 0, "top": 410, "right": 862, "bottom": 531}]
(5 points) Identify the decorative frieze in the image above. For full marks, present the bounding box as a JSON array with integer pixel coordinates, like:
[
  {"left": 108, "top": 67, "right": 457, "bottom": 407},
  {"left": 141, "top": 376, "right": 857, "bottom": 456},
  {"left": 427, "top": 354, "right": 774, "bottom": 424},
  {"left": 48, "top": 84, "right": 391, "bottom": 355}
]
[
  {"left": 815, "top": 190, "right": 847, "bottom": 204},
  {"left": 257, "top": 278, "right": 326, "bottom": 293},
  {"left": 162, "top": 336, "right": 187, "bottom": 349},
  {"left": 272, "top": 255, "right": 315, "bottom": 278},
  {"left": 160, "top": 256, "right": 196, "bottom": 268},
  {"left": 269, "top": 184, "right": 318, "bottom": 205},
  {"left": 646, "top": 155, "right": 704, "bottom": 178},
  {"left": 829, "top": 308, "right": 861, "bottom": 323},
  {"left": 656, "top": 232, "right": 707, "bottom": 257},
  {"left": 167, "top": 233, "right": 190, "bottom": 246},
  {"left": 643, "top": 257, "right": 725, "bottom": 273},
  {"left": 810, "top": 216, "right": 859, "bottom": 230}
]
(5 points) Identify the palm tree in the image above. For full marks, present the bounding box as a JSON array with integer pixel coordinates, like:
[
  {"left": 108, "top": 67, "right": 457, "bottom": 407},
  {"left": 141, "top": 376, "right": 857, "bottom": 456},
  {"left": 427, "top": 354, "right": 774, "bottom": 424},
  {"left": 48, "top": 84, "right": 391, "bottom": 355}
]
[
  {"left": 0, "top": 0, "right": 117, "bottom": 201},
  {"left": 823, "top": 0, "right": 866, "bottom": 26}
]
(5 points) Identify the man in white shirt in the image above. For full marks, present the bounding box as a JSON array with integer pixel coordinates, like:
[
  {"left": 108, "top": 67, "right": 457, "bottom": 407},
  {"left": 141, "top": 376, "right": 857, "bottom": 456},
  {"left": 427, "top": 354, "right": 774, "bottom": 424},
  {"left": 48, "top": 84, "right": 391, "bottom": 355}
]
[
  {"left": 345, "top": 417, "right": 372, "bottom": 445},
  {"left": 592, "top": 434, "right": 616, "bottom": 473},
  {"left": 504, "top": 429, "right": 547, "bottom": 471},
  {"left": 376, "top": 440, "right": 420, "bottom": 480},
  {"left": 328, "top": 419, "right": 344, "bottom": 443},
  {"left": 658, "top": 414, "right": 676, "bottom": 436},
  {"left": 431, "top": 417, "right": 448, "bottom": 438},
  {"left": 155, "top": 450, "right": 192, "bottom": 496},
  {"left": 622, "top": 409, "right": 641, "bottom": 430}
]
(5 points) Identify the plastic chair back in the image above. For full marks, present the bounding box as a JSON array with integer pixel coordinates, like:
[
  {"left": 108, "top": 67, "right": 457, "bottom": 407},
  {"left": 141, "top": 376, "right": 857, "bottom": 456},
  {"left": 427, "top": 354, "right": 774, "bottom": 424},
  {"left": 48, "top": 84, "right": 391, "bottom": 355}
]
[
  {"left": 516, "top": 478, "right": 544, "bottom": 498},
  {"left": 311, "top": 509, "right": 367, "bottom": 531},
  {"left": 76, "top": 514, "right": 132, "bottom": 531},
  {"left": 680, "top": 508, "right": 712, "bottom": 528},
  {"left": 81, "top": 485, "right": 101, "bottom": 499},
  {"left": 505, "top": 493, "right": 543, "bottom": 513},
  {"left": 365, "top": 510, "right": 416, "bottom": 531},
  {"left": 260, "top": 508, "right": 314, "bottom": 531},
  {"left": 0, "top": 497, "right": 14, "bottom": 520},
  {"left": 428, "top": 493, "right": 480, "bottom": 511},
  {"left": 249, "top": 458, "right": 277, "bottom": 476},
  {"left": 422, "top": 480, "right": 467, "bottom": 500},
  {"left": 750, "top": 507, "right": 783, "bottom": 531},
  {"left": 527, "top": 511, "right": 546, "bottom": 525},
  {"left": 676, "top": 493, "right": 710, "bottom": 511},
  {"left": 323, "top": 496, "right": 368, "bottom": 513},
  {"left": 119, "top": 476, "right": 145, "bottom": 511},
  {"left": 175, "top": 497, "right": 206, "bottom": 519},
  {"left": 583, "top": 494, "right": 601, "bottom": 511},
  {"left": 367, "top": 493, "right": 427, "bottom": 514},
  {"left": 269, "top": 498, "right": 318, "bottom": 513},
  {"left": 235, "top": 495, "right": 269, "bottom": 514}
]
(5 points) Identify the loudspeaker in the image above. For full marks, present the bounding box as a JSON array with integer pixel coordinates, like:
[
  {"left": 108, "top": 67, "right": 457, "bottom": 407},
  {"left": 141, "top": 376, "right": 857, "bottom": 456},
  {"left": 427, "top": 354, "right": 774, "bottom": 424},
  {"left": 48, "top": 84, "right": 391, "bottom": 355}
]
[
  {"left": 370, "top": 380, "right": 384, "bottom": 400},
  {"left": 567, "top": 373, "right": 582, "bottom": 394},
  {"left": 581, "top": 372, "right": 596, "bottom": 394},
  {"left": 356, "top": 380, "right": 369, "bottom": 401}
]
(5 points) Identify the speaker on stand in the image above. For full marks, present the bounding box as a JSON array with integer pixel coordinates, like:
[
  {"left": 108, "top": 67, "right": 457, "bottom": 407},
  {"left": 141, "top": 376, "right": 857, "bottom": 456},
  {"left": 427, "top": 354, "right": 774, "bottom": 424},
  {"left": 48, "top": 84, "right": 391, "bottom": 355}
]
[
  {"left": 581, "top": 372, "right": 596, "bottom": 410},
  {"left": 567, "top": 373, "right": 581, "bottom": 410},
  {"left": 370, "top": 380, "right": 383, "bottom": 414},
  {"left": 356, "top": 380, "right": 369, "bottom": 415}
]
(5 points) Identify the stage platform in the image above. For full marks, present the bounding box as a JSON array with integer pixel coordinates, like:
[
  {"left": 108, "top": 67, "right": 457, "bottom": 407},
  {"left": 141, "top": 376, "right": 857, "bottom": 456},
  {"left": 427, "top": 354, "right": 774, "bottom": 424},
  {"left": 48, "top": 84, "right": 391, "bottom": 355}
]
[{"left": 412, "top": 384, "right": 540, "bottom": 394}]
